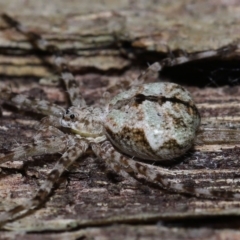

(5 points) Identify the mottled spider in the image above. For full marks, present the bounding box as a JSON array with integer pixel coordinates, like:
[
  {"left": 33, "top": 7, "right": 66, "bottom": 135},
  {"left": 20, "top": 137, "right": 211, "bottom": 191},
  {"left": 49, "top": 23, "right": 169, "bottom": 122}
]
[{"left": 0, "top": 14, "right": 239, "bottom": 226}]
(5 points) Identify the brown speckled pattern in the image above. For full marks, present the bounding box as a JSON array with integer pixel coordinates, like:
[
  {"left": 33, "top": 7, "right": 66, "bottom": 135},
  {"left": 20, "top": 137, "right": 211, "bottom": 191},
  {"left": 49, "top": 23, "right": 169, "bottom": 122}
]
[{"left": 1, "top": 13, "right": 240, "bottom": 229}]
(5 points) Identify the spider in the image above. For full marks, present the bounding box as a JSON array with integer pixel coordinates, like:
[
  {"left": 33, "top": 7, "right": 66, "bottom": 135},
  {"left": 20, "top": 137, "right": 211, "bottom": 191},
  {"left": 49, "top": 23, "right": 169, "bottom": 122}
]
[{"left": 0, "top": 13, "right": 239, "bottom": 226}]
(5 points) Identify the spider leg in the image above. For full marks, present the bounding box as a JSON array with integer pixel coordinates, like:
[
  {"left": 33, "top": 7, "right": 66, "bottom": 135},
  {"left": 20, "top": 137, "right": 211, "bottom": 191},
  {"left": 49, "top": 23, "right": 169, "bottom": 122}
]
[
  {"left": 2, "top": 13, "right": 86, "bottom": 107},
  {"left": 60, "top": 66, "right": 86, "bottom": 108},
  {"left": 0, "top": 134, "right": 75, "bottom": 165},
  {"left": 34, "top": 117, "right": 66, "bottom": 141},
  {"left": 37, "top": 115, "right": 63, "bottom": 130},
  {"left": 136, "top": 62, "right": 162, "bottom": 85},
  {"left": 92, "top": 141, "right": 240, "bottom": 200},
  {"left": 0, "top": 88, "right": 64, "bottom": 117},
  {"left": 0, "top": 139, "right": 88, "bottom": 226},
  {"left": 136, "top": 44, "right": 238, "bottom": 84}
]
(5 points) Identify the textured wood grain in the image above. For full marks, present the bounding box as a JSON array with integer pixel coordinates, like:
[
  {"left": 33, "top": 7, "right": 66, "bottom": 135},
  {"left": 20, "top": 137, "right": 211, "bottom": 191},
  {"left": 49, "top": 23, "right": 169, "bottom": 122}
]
[{"left": 1, "top": 0, "right": 240, "bottom": 239}]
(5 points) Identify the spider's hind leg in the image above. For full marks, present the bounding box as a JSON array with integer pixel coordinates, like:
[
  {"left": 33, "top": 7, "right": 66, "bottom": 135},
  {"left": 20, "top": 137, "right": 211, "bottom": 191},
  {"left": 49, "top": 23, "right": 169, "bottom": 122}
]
[
  {"left": 2, "top": 13, "right": 86, "bottom": 108},
  {"left": 92, "top": 141, "right": 240, "bottom": 200},
  {"left": 0, "top": 132, "right": 73, "bottom": 165},
  {"left": 0, "top": 139, "right": 88, "bottom": 226},
  {"left": 160, "top": 43, "right": 238, "bottom": 69},
  {"left": 136, "top": 43, "right": 238, "bottom": 85}
]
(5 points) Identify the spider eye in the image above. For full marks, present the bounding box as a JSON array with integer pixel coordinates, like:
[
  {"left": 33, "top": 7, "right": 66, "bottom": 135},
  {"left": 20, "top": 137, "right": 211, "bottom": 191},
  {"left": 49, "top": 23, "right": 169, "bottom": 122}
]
[
  {"left": 66, "top": 109, "right": 69, "bottom": 114},
  {"left": 70, "top": 114, "right": 75, "bottom": 119}
]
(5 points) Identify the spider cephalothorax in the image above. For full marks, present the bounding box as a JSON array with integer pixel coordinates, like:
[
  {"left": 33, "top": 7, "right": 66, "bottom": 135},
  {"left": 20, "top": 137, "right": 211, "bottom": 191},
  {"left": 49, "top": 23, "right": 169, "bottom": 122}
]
[
  {"left": 0, "top": 13, "right": 239, "bottom": 227},
  {"left": 61, "top": 106, "right": 106, "bottom": 140}
]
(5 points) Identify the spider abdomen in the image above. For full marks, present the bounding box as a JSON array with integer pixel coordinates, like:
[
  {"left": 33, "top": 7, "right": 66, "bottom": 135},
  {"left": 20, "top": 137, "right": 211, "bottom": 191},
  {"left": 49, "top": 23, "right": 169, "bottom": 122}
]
[{"left": 104, "top": 82, "right": 200, "bottom": 161}]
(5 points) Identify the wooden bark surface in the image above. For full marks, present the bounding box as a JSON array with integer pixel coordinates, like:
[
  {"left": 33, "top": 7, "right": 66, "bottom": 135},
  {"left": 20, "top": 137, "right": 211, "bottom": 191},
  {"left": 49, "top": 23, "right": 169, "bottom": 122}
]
[{"left": 1, "top": 0, "right": 240, "bottom": 239}]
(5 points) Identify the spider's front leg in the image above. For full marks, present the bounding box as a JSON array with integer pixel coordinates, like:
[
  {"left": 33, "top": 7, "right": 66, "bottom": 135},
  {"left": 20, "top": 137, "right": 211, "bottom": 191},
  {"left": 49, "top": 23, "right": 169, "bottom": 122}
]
[
  {"left": 0, "top": 139, "right": 88, "bottom": 226},
  {"left": 0, "top": 88, "right": 64, "bottom": 117},
  {"left": 0, "top": 92, "right": 71, "bottom": 164},
  {"left": 2, "top": 13, "right": 86, "bottom": 108},
  {"left": 0, "top": 130, "right": 74, "bottom": 165},
  {"left": 0, "top": 95, "right": 70, "bottom": 164},
  {"left": 93, "top": 141, "right": 240, "bottom": 200}
]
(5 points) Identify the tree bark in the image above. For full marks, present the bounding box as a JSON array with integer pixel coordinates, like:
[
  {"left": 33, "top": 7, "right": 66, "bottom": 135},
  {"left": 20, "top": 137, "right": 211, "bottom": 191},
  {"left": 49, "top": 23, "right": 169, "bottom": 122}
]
[{"left": 1, "top": 0, "right": 240, "bottom": 239}]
